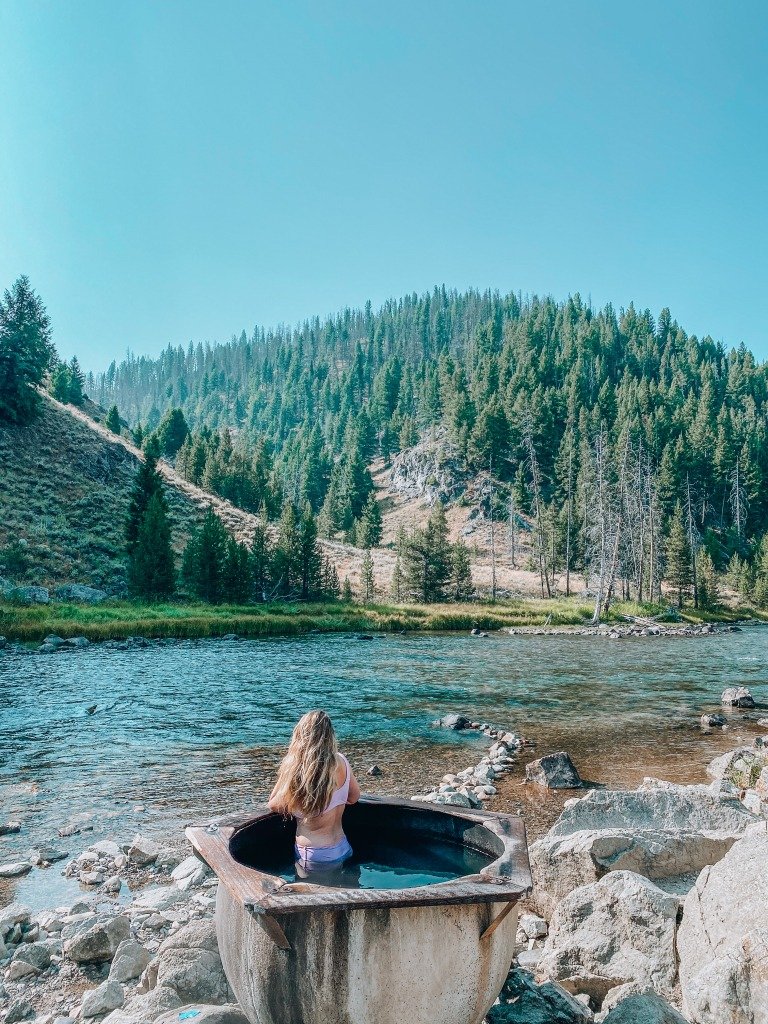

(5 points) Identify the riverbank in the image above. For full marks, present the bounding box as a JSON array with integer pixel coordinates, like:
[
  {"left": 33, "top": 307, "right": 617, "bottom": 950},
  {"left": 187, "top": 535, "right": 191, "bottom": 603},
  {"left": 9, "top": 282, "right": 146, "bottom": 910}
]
[{"left": 0, "top": 596, "right": 753, "bottom": 643}]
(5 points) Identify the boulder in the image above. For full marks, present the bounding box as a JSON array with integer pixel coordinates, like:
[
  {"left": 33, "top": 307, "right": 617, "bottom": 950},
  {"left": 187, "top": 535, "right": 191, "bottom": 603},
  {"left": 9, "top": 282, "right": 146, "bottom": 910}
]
[
  {"left": 0, "top": 821, "right": 21, "bottom": 836},
  {"left": 155, "top": 1007, "right": 251, "bottom": 1024},
  {"left": 677, "top": 824, "right": 768, "bottom": 1023},
  {"left": 600, "top": 991, "right": 688, "bottom": 1023},
  {"left": 53, "top": 585, "right": 108, "bottom": 604},
  {"left": 109, "top": 939, "right": 153, "bottom": 983},
  {"left": 0, "top": 903, "right": 31, "bottom": 934},
  {"left": 171, "top": 855, "right": 210, "bottom": 891},
  {"left": 5, "top": 1000, "right": 34, "bottom": 1024},
  {"left": 433, "top": 713, "right": 471, "bottom": 730},
  {"left": 700, "top": 713, "right": 726, "bottom": 728},
  {"left": 81, "top": 980, "right": 125, "bottom": 1018},
  {"left": 486, "top": 968, "right": 593, "bottom": 1023},
  {"left": 63, "top": 914, "right": 130, "bottom": 963},
  {"left": 154, "top": 921, "right": 233, "bottom": 1005},
  {"left": 8, "top": 586, "right": 49, "bottom": 604},
  {"left": 721, "top": 686, "right": 755, "bottom": 708},
  {"left": 11, "top": 941, "right": 52, "bottom": 976},
  {"left": 538, "top": 871, "right": 680, "bottom": 1002},
  {"left": 124, "top": 989, "right": 183, "bottom": 1021},
  {"left": 0, "top": 861, "right": 33, "bottom": 878},
  {"left": 128, "top": 834, "right": 160, "bottom": 865},
  {"left": 518, "top": 912, "right": 548, "bottom": 941},
  {"left": 132, "top": 885, "right": 185, "bottom": 912},
  {"left": 530, "top": 782, "right": 756, "bottom": 915},
  {"left": 706, "top": 746, "right": 768, "bottom": 788},
  {"left": 525, "top": 752, "right": 582, "bottom": 789},
  {"left": 29, "top": 843, "right": 68, "bottom": 864}
]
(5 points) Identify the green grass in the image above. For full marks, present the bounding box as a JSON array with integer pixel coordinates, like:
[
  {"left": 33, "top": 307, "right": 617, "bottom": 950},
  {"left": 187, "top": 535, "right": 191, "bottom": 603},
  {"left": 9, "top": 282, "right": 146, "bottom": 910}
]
[{"left": 0, "top": 595, "right": 745, "bottom": 643}]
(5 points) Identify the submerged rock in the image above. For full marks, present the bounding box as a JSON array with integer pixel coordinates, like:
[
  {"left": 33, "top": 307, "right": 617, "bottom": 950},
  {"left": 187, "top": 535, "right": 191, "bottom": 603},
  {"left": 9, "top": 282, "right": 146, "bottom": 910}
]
[
  {"left": 0, "top": 861, "right": 33, "bottom": 878},
  {"left": 677, "top": 823, "right": 768, "bottom": 1023},
  {"left": 525, "top": 752, "right": 582, "bottom": 789},
  {"left": 700, "top": 713, "right": 726, "bottom": 729},
  {"left": 433, "top": 713, "right": 471, "bottom": 730}
]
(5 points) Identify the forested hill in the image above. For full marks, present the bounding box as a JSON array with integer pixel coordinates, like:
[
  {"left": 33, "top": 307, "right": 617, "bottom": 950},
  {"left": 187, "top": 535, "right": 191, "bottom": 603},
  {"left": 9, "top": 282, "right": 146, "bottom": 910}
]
[{"left": 96, "top": 288, "right": 768, "bottom": 561}]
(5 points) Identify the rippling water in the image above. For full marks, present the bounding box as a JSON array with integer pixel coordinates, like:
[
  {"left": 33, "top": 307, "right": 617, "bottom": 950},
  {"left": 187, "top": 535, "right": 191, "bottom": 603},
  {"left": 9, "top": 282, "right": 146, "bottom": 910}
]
[{"left": 1, "top": 628, "right": 766, "bottom": 904}]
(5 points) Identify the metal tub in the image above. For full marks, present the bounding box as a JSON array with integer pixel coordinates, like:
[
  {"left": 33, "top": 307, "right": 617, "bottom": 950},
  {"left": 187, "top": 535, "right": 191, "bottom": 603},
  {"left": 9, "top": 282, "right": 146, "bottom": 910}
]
[{"left": 187, "top": 796, "right": 531, "bottom": 1024}]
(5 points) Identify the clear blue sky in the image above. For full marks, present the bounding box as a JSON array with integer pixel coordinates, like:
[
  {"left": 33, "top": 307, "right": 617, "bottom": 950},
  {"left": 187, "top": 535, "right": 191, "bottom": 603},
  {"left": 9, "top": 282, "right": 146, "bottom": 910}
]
[{"left": 1, "top": 1, "right": 766, "bottom": 370}]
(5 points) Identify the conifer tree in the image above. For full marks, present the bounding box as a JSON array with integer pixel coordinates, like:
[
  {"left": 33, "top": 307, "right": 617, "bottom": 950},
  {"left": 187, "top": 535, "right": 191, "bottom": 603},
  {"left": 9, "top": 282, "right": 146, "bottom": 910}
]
[
  {"left": 250, "top": 511, "right": 273, "bottom": 602},
  {"left": 356, "top": 493, "right": 383, "bottom": 548},
  {"left": 697, "top": 550, "right": 720, "bottom": 611},
  {"left": 342, "top": 576, "right": 353, "bottom": 602},
  {"left": 390, "top": 556, "right": 405, "bottom": 602},
  {"left": 0, "top": 276, "right": 54, "bottom": 423},
  {"left": 361, "top": 550, "right": 375, "bottom": 603},
  {"left": 402, "top": 502, "right": 452, "bottom": 603},
  {"left": 68, "top": 357, "right": 85, "bottom": 405},
  {"left": 106, "top": 405, "right": 121, "bottom": 434},
  {"left": 222, "top": 536, "right": 254, "bottom": 603},
  {"left": 451, "top": 540, "right": 475, "bottom": 600},
  {"left": 125, "top": 438, "right": 165, "bottom": 554},
  {"left": 296, "top": 503, "right": 323, "bottom": 600},
  {"left": 132, "top": 422, "right": 144, "bottom": 447},
  {"left": 127, "top": 493, "right": 175, "bottom": 599},
  {"left": 181, "top": 507, "right": 229, "bottom": 603},
  {"left": 665, "top": 504, "right": 692, "bottom": 607},
  {"left": 321, "top": 556, "right": 341, "bottom": 599},
  {"left": 157, "top": 407, "right": 190, "bottom": 458}
]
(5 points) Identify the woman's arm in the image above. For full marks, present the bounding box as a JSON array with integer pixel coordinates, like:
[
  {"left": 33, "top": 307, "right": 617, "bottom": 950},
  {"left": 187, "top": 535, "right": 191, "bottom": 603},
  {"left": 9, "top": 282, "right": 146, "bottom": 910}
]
[{"left": 346, "top": 771, "right": 361, "bottom": 805}]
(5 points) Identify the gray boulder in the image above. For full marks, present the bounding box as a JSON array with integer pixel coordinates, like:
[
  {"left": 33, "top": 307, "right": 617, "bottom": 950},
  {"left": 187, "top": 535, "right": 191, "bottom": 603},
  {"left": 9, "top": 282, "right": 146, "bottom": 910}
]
[
  {"left": 600, "top": 992, "right": 688, "bottom": 1023},
  {"left": 530, "top": 782, "right": 756, "bottom": 915},
  {"left": 525, "top": 752, "right": 582, "bottom": 789},
  {"left": 81, "top": 980, "right": 125, "bottom": 1018},
  {"left": 10, "top": 941, "right": 52, "bottom": 977},
  {"left": 8, "top": 586, "right": 49, "bottom": 604},
  {"left": 433, "top": 713, "right": 471, "bottom": 730},
  {"left": 538, "top": 871, "right": 680, "bottom": 1002},
  {"left": 700, "top": 713, "right": 726, "bottom": 728},
  {"left": 63, "top": 914, "right": 130, "bottom": 963},
  {"left": 109, "top": 939, "right": 153, "bottom": 983},
  {"left": 0, "top": 861, "right": 32, "bottom": 878},
  {"left": 721, "top": 686, "right": 755, "bottom": 708},
  {"left": 123, "top": 987, "right": 183, "bottom": 1021},
  {"left": 128, "top": 833, "right": 160, "bottom": 865},
  {"left": 678, "top": 824, "right": 768, "bottom": 1023},
  {"left": 54, "top": 585, "right": 108, "bottom": 604},
  {"left": 0, "top": 903, "right": 31, "bottom": 934},
  {"left": 5, "top": 1000, "right": 34, "bottom": 1024},
  {"left": 154, "top": 921, "right": 233, "bottom": 1005},
  {"left": 486, "top": 968, "right": 593, "bottom": 1023},
  {"left": 706, "top": 746, "right": 768, "bottom": 789}
]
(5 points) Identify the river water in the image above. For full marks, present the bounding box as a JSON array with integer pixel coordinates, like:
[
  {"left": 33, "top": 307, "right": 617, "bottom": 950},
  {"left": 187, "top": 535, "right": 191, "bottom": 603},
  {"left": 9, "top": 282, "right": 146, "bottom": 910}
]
[{"left": 1, "top": 628, "right": 766, "bottom": 906}]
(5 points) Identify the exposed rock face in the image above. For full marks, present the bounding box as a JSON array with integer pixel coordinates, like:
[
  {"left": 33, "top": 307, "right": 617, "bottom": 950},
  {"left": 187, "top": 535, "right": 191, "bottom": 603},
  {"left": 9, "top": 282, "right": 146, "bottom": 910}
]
[
  {"left": 530, "top": 783, "right": 756, "bottom": 916},
  {"left": 389, "top": 432, "right": 471, "bottom": 504},
  {"left": 538, "top": 871, "right": 680, "bottom": 1003},
  {"left": 525, "top": 752, "right": 583, "bottom": 789},
  {"left": 677, "top": 824, "right": 768, "bottom": 1023}
]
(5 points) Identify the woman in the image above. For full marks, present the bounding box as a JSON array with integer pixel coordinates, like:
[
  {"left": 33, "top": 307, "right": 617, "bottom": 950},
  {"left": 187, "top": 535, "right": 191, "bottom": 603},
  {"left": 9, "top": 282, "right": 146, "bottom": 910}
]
[{"left": 269, "top": 710, "right": 360, "bottom": 872}]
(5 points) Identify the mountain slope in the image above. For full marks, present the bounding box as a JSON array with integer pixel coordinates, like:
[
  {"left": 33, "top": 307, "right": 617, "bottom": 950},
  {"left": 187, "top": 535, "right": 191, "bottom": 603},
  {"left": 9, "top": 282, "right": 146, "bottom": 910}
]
[{"left": 0, "top": 396, "right": 261, "bottom": 592}]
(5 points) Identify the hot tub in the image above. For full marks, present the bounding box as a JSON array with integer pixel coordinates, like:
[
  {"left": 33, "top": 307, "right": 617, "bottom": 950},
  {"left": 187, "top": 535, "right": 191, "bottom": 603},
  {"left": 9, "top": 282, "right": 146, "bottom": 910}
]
[{"left": 186, "top": 795, "right": 532, "bottom": 1024}]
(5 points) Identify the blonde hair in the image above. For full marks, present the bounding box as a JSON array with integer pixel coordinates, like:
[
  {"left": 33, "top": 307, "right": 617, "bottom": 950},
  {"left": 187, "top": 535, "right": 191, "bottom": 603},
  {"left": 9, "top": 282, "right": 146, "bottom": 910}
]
[{"left": 271, "top": 710, "right": 339, "bottom": 818}]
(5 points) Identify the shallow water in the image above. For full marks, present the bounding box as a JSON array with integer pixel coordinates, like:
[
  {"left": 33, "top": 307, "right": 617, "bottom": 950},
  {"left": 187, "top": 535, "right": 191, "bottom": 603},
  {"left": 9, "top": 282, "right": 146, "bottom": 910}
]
[{"left": 1, "top": 628, "right": 766, "bottom": 904}]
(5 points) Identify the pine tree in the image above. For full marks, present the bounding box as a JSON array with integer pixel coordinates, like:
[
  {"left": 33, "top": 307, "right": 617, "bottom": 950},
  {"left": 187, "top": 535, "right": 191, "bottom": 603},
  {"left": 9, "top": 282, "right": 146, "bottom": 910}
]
[
  {"left": 321, "top": 556, "right": 341, "bottom": 599},
  {"left": 665, "top": 504, "right": 692, "bottom": 607},
  {"left": 451, "top": 541, "right": 475, "bottom": 600},
  {"left": 125, "top": 439, "right": 165, "bottom": 555},
  {"left": 68, "top": 357, "right": 85, "bottom": 405},
  {"left": 132, "top": 422, "right": 144, "bottom": 447},
  {"left": 296, "top": 502, "right": 323, "bottom": 600},
  {"left": 221, "top": 537, "right": 254, "bottom": 603},
  {"left": 250, "top": 511, "right": 273, "bottom": 602},
  {"left": 181, "top": 507, "right": 229, "bottom": 602},
  {"left": 0, "top": 276, "right": 54, "bottom": 423},
  {"left": 127, "top": 493, "right": 175, "bottom": 599},
  {"left": 402, "top": 502, "right": 452, "bottom": 603},
  {"left": 157, "top": 408, "right": 190, "bottom": 458},
  {"left": 356, "top": 493, "right": 383, "bottom": 548},
  {"left": 106, "top": 405, "right": 121, "bottom": 434},
  {"left": 361, "top": 550, "right": 375, "bottom": 603},
  {"left": 342, "top": 576, "right": 353, "bottom": 602},
  {"left": 273, "top": 503, "right": 300, "bottom": 597},
  {"left": 390, "top": 556, "right": 405, "bottom": 602},
  {"left": 50, "top": 361, "right": 74, "bottom": 403},
  {"left": 697, "top": 550, "right": 720, "bottom": 611}
]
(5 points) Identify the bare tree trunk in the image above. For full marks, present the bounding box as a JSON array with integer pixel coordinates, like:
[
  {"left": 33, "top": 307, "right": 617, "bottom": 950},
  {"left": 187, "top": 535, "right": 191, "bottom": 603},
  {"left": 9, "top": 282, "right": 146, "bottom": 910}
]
[{"left": 565, "top": 442, "right": 573, "bottom": 597}]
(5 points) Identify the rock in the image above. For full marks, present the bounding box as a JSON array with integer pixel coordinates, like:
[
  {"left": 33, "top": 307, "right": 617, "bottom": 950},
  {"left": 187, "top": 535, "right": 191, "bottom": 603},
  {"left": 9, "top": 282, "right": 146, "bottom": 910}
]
[
  {"left": 109, "top": 939, "right": 152, "bottom": 983},
  {"left": 154, "top": 921, "right": 233, "bottom": 1004},
  {"left": 9, "top": 586, "right": 49, "bottom": 604},
  {"left": 721, "top": 685, "right": 756, "bottom": 708},
  {"left": 538, "top": 871, "right": 680, "bottom": 1002},
  {"left": 367, "top": 765, "right": 382, "bottom": 776},
  {"left": 80, "top": 870, "right": 105, "bottom": 886},
  {"left": 0, "top": 821, "right": 21, "bottom": 836},
  {"left": 525, "top": 752, "right": 582, "bottom": 789},
  {"left": 706, "top": 746, "right": 768, "bottom": 788},
  {"left": 63, "top": 914, "right": 131, "bottom": 963},
  {"left": 5, "top": 1000, "right": 35, "bottom": 1024},
  {"left": 433, "top": 713, "right": 471, "bottom": 730},
  {"left": 28, "top": 843, "right": 68, "bottom": 864},
  {"left": 89, "top": 840, "right": 122, "bottom": 858},
  {"left": 11, "top": 941, "right": 52, "bottom": 976},
  {"left": 519, "top": 912, "right": 548, "bottom": 940},
  {"left": 0, "top": 903, "right": 31, "bottom": 934},
  {"left": 123, "top": 989, "right": 182, "bottom": 1021},
  {"left": 700, "top": 713, "right": 726, "bottom": 728},
  {"left": 531, "top": 782, "right": 756, "bottom": 916},
  {"left": 600, "top": 991, "right": 688, "bottom": 1023},
  {"left": 132, "top": 886, "right": 185, "bottom": 912},
  {"left": 128, "top": 834, "right": 160, "bottom": 866},
  {"left": 171, "top": 856, "right": 209, "bottom": 892},
  {"left": 677, "top": 824, "right": 768, "bottom": 1023},
  {"left": 758, "top": 717, "right": 768, "bottom": 728},
  {"left": 0, "top": 861, "right": 33, "bottom": 878},
  {"left": 154, "top": 1007, "right": 251, "bottom": 1024},
  {"left": 53, "top": 585, "right": 108, "bottom": 604},
  {"left": 487, "top": 968, "right": 593, "bottom": 1023},
  {"left": 81, "top": 980, "right": 124, "bottom": 1018},
  {"left": 58, "top": 814, "right": 94, "bottom": 837}
]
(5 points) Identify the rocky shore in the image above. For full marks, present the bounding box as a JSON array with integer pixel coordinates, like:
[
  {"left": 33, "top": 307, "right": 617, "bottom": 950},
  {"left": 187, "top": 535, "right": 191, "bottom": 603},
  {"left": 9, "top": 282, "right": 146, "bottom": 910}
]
[{"left": 1, "top": 686, "right": 766, "bottom": 1024}]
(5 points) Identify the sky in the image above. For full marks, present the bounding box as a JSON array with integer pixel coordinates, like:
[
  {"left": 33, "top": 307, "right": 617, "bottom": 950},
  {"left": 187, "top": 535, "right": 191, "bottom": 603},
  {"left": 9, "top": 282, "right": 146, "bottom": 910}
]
[{"left": 0, "top": 1, "right": 767, "bottom": 371}]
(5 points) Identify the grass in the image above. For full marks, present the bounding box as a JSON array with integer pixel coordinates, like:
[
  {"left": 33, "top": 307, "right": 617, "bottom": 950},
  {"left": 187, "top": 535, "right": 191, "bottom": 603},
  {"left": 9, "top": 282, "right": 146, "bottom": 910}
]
[{"left": 0, "top": 596, "right": 748, "bottom": 643}]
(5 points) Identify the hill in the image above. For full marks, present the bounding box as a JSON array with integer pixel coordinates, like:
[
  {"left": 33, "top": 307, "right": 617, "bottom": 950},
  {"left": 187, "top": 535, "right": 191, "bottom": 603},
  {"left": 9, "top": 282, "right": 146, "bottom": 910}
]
[{"left": 0, "top": 395, "right": 261, "bottom": 593}]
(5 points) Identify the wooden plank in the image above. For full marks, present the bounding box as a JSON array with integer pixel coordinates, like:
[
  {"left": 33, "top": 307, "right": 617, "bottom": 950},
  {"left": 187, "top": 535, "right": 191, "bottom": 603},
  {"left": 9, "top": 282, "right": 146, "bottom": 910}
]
[{"left": 479, "top": 901, "right": 516, "bottom": 941}]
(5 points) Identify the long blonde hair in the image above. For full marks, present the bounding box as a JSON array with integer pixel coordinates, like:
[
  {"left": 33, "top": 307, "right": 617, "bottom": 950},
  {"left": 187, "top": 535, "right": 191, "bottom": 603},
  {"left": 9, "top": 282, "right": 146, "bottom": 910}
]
[{"left": 271, "top": 710, "right": 339, "bottom": 818}]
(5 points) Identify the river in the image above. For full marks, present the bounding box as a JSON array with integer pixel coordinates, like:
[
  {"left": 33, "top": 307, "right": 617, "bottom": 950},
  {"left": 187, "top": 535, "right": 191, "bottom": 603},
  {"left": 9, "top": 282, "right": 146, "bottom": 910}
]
[{"left": 1, "top": 627, "right": 766, "bottom": 906}]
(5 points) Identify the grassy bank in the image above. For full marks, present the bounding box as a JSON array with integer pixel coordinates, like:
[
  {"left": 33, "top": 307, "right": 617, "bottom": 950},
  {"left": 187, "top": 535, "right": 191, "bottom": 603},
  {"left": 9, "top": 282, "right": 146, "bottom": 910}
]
[{"left": 0, "top": 596, "right": 750, "bottom": 644}]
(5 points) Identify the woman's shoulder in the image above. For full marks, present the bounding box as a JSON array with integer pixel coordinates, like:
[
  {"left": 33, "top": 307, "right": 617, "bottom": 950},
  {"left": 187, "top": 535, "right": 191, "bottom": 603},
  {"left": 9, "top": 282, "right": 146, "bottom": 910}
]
[{"left": 335, "top": 752, "right": 349, "bottom": 781}]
